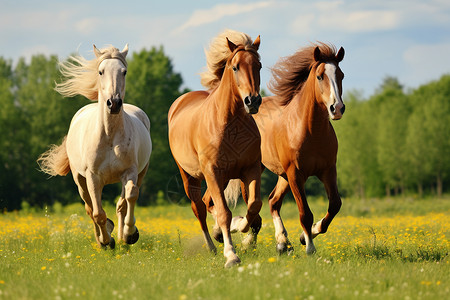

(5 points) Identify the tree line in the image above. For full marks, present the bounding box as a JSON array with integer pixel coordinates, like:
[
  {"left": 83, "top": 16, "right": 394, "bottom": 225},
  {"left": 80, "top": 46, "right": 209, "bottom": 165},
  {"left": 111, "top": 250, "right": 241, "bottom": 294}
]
[
  {"left": 334, "top": 76, "right": 450, "bottom": 199},
  {"left": 0, "top": 48, "right": 448, "bottom": 211}
]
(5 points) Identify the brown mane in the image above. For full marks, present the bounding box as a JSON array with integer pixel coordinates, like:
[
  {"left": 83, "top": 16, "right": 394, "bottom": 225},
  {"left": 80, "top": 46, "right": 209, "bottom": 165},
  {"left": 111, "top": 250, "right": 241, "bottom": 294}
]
[{"left": 268, "top": 42, "right": 339, "bottom": 106}]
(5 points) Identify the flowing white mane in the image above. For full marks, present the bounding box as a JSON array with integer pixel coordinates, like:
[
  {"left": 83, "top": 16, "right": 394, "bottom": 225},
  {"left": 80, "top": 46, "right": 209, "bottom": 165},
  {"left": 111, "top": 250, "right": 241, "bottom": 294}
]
[{"left": 55, "top": 46, "right": 127, "bottom": 101}]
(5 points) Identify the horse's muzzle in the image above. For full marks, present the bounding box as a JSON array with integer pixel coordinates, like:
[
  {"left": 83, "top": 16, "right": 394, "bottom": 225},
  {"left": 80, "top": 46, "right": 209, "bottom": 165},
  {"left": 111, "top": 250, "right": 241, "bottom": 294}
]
[
  {"left": 107, "top": 98, "right": 123, "bottom": 114},
  {"left": 330, "top": 103, "right": 345, "bottom": 120},
  {"left": 244, "top": 94, "right": 262, "bottom": 114}
]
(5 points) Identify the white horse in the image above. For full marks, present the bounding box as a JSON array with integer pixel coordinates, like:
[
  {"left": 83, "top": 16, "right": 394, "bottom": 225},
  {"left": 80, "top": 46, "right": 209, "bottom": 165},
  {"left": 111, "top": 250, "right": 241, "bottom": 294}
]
[{"left": 38, "top": 44, "right": 152, "bottom": 248}]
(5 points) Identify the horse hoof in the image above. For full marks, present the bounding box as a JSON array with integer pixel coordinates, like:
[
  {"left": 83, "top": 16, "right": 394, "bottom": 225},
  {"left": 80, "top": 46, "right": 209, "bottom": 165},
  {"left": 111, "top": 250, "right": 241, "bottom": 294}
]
[
  {"left": 306, "top": 245, "right": 316, "bottom": 255},
  {"left": 224, "top": 257, "right": 241, "bottom": 268},
  {"left": 212, "top": 227, "right": 223, "bottom": 243},
  {"left": 106, "top": 218, "right": 115, "bottom": 233},
  {"left": 299, "top": 232, "right": 306, "bottom": 245},
  {"left": 109, "top": 237, "right": 116, "bottom": 249},
  {"left": 101, "top": 237, "right": 116, "bottom": 250},
  {"left": 251, "top": 215, "right": 262, "bottom": 235},
  {"left": 276, "top": 242, "right": 294, "bottom": 255},
  {"left": 126, "top": 227, "right": 139, "bottom": 244}
]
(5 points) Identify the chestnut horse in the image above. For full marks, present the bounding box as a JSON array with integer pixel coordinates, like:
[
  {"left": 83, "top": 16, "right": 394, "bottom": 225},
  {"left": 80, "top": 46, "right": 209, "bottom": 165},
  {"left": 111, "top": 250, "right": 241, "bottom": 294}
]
[
  {"left": 253, "top": 43, "right": 345, "bottom": 255},
  {"left": 38, "top": 45, "right": 152, "bottom": 248},
  {"left": 168, "top": 30, "right": 262, "bottom": 267}
]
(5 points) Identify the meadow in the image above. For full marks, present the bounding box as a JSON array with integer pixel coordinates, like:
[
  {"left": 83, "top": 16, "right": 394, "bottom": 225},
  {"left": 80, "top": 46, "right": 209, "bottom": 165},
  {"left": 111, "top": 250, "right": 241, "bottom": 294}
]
[{"left": 0, "top": 197, "right": 448, "bottom": 299}]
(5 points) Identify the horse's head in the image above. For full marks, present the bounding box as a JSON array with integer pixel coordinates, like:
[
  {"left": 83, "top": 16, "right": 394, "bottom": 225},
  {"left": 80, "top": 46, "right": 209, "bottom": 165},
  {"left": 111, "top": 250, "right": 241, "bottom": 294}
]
[
  {"left": 226, "top": 36, "right": 262, "bottom": 114},
  {"left": 94, "top": 44, "right": 129, "bottom": 114},
  {"left": 313, "top": 46, "right": 345, "bottom": 120}
]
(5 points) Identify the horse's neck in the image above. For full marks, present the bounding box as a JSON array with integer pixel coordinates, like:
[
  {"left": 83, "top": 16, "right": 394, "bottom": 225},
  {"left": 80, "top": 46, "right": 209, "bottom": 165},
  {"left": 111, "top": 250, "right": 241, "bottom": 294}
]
[
  {"left": 211, "top": 72, "right": 243, "bottom": 124},
  {"left": 290, "top": 87, "right": 329, "bottom": 134},
  {"left": 97, "top": 101, "right": 125, "bottom": 138}
]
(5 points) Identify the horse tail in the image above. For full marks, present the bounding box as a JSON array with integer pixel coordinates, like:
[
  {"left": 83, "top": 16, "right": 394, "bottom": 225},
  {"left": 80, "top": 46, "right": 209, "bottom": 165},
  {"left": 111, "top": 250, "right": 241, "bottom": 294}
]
[
  {"left": 37, "top": 136, "right": 70, "bottom": 176},
  {"left": 224, "top": 179, "right": 241, "bottom": 208}
]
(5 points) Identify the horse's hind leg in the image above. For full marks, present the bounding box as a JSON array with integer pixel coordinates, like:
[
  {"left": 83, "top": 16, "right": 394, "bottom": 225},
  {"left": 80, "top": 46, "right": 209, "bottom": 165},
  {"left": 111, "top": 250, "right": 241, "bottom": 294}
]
[
  {"left": 301, "top": 167, "right": 342, "bottom": 244},
  {"left": 287, "top": 169, "right": 315, "bottom": 255},
  {"left": 268, "top": 176, "right": 292, "bottom": 254},
  {"left": 177, "top": 163, "right": 216, "bottom": 253},
  {"left": 75, "top": 172, "right": 114, "bottom": 248},
  {"left": 236, "top": 166, "right": 262, "bottom": 251}
]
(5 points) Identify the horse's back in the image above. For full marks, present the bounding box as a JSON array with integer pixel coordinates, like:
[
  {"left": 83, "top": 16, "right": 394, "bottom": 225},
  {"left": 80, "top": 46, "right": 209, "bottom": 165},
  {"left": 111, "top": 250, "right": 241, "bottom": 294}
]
[{"left": 168, "top": 91, "right": 209, "bottom": 123}]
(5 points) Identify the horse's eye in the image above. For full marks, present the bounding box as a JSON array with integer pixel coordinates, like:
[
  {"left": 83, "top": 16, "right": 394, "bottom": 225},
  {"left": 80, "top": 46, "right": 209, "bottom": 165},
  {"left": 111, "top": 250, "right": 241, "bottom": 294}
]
[
  {"left": 99, "top": 71, "right": 103, "bottom": 76},
  {"left": 232, "top": 66, "right": 238, "bottom": 72},
  {"left": 317, "top": 75, "right": 323, "bottom": 81}
]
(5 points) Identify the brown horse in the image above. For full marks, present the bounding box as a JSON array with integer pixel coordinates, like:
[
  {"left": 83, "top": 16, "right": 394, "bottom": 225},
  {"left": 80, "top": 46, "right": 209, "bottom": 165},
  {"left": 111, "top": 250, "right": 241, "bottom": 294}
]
[
  {"left": 168, "top": 30, "right": 262, "bottom": 267},
  {"left": 253, "top": 43, "right": 345, "bottom": 255}
]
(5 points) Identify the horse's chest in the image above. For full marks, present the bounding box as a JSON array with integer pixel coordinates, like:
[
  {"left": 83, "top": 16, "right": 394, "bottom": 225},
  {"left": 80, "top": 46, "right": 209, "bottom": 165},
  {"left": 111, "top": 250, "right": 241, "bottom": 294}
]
[
  {"left": 90, "top": 141, "right": 132, "bottom": 176},
  {"left": 295, "top": 134, "right": 337, "bottom": 171},
  {"left": 215, "top": 123, "right": 260, "bottom": 168}
]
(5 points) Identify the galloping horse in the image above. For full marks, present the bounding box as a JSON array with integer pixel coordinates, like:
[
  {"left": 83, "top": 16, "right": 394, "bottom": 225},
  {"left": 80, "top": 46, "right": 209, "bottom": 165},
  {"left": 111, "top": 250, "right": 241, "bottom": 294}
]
[
  {"left": 168, "top": 30, "right": 262, "bottom": 267},
  {"left": 253, "top": 43, "right": 345, "bottom": 255},
  {"left": 38, "top": 45, "right": 152, "bottom": 248}
]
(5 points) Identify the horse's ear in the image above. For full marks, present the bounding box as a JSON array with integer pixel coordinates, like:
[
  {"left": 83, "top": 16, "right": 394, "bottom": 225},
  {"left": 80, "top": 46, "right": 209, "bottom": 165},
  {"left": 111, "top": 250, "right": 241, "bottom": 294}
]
[
  {"left": 93, "top": 45, "right": 102, "bottom": 58},
  {"left": 313, "top": 46, "right": 321, "bottom": 62},
  {"left": 252, "top": 35, "right": 261, "bottom": 51},
  {"left": 121, "top": 44, "right": 129, "bottom": 58},
  {"left": 336, "top": 47, "right": 345, "bottom": 62},
  {"left": 227, "top": 38, "right": 238, "bottom": 52}
]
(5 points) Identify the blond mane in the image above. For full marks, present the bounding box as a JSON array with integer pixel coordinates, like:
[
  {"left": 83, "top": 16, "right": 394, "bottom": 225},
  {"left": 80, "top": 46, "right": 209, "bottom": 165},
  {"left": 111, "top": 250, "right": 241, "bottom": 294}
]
[
  {"left": 200, "top": 29, "right": 258, "bottom": 90},
  {"left": 55, "top": 46, "right": 127, "bottom": 101}
]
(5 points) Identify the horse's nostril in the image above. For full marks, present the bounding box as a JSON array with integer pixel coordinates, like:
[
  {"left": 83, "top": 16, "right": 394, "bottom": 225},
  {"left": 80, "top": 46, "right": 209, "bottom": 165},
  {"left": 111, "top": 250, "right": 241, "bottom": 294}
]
[
  {"left": 341, "top": 104, "right": 346, "bottom": 114},
  {"left": 107, "top": 99, "right": 112, "bottom": 108},
  {"left": 330, "top": 104, "right": 336, "bottom": 113},
  {"left": 117, "top": 99, "right": 123, "bottom": 107},
  {"left": 255, "top": 95, "right": 262, "bottom": 105},
  {"left": 244, "top": 96, "right": 251, "bottom": 106}
]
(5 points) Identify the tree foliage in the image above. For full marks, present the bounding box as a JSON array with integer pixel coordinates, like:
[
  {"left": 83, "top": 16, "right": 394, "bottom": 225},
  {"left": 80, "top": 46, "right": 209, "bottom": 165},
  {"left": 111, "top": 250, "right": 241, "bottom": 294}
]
[{"left": 335, "top": 75, "right": 450, "bottom": 198}]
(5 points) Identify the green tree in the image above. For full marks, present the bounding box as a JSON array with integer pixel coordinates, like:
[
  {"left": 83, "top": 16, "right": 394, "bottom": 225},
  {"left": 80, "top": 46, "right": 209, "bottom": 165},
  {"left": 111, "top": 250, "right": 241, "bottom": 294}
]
[
  {"left": 14, "top": 55, "right": 85, "bottom": 207},
  {"left": 125, "top": 46, "right": 185, "bottom": 204},
  {"left": 0, "top": 58, "right": 29, "bottom": 210},
  {"left": 418, "top": 75, "right": 450, "bottom": 196},
  {"left": 334, "top": 90, "right": 384, "bottom": 198},
  {"left": 373, "top": 78, "right": 410, "bottom": 196}
]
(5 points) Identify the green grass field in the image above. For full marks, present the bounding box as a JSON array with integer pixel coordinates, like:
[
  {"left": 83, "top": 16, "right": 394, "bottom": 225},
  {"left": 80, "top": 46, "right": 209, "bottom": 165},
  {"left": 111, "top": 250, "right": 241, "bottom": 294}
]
[{"left": 1, "top": 197, "right": 449, "bottom": 299}]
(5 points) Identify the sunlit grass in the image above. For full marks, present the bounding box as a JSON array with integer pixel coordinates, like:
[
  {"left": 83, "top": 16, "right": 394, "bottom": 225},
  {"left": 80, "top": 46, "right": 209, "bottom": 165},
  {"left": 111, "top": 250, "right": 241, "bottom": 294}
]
[{"left": 0, "top": 198, "right": 448, "bottom": 299}]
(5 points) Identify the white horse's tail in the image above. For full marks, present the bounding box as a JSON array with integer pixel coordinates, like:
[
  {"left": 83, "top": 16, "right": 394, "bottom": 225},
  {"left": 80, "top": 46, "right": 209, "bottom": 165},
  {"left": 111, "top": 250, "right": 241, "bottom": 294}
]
[
  {"left": 224, "top": 179, "right": 241, "bottom": 208},
  {"left": 37, "top": 136, "right": 70, "bottom": 176}
]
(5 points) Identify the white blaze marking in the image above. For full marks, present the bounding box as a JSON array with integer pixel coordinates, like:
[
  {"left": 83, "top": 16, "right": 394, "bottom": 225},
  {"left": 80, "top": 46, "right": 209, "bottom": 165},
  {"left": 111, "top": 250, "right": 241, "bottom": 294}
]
[{"left": 324, "top": 63, "right": 343, "bottom": 115}]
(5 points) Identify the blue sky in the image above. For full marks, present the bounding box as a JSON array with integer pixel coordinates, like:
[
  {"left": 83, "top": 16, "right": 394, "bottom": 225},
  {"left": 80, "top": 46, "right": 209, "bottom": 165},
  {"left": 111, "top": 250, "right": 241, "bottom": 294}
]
[{"left": 1, "top": 0, "right": 450, "bottom": 97}]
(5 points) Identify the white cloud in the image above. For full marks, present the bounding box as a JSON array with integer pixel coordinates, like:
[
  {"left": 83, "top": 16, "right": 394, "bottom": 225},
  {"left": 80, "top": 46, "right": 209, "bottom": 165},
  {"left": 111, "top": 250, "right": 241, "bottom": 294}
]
[
  {"left": 172, "top": 1, "right": 274, "bottom": 34},
  {"left": 290, "top": 2, "right": 400, "bottom": 35},
  {"left": 75, "top": 18, "right": 101, "bottom": 36},
  {"left": 327, "top": 10, "right": 399, "bottom": 33},
  {"left": 403, "top": 43, "right": 450, "bottom": 86}
]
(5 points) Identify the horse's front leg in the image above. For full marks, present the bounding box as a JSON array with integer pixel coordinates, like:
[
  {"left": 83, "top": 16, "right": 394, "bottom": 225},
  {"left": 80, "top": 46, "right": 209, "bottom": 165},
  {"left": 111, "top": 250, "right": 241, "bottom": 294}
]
[
  {"left": 205, "top": 174, "right": 240, "bottom": 268},
  {"left": 301, "top": 166, "right": 342, "bottom": 243},
  {"left": 118, "top": 165, "right": 146, "bottom": 244},
  {"left": 85, "top": 172, "right": 114, "bottom": 248}
]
